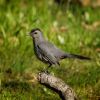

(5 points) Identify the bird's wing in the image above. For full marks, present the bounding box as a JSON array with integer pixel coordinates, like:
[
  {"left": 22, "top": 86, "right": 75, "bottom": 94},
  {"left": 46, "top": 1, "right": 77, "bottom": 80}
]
[
  {"left": 38, "top": 42, "right": 59, "bottom": 65},
  {"left": 38, "top": 41, "right": 66, "bottom": 60},
  {"left": 38, "top": 41, "right": 90, "bottom": 61}
]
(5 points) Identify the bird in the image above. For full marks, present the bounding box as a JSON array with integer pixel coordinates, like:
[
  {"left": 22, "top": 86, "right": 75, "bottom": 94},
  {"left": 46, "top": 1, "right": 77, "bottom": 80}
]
[{"left": 29, "top": 28, "right": 90, "bottom": 71}]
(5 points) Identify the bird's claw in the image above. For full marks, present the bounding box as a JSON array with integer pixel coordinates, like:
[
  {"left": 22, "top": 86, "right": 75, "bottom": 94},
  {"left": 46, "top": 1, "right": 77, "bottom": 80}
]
[{"left": 40, "top": 69, "right": 50, "bottom": 74}]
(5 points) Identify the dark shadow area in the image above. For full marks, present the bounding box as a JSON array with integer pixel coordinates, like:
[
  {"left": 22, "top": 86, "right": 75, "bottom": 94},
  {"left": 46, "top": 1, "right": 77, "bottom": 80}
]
[
  {"left": 2, "top": 80, "right": 33, "bottom": 92},
  {"left": 40, "top": 83, "right": 78, "bottom": 100}
]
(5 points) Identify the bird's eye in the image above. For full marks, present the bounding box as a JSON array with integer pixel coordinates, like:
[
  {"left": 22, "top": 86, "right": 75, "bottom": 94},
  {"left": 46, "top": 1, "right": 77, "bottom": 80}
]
[{"left": 34, "top": 32, "right": 37, "bottom": 34}]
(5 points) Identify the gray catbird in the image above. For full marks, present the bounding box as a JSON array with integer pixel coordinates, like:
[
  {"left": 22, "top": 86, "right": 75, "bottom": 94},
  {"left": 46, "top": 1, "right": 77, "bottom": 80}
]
[{"left": 30, "top": 28, "right": 90, "bottom": 70}]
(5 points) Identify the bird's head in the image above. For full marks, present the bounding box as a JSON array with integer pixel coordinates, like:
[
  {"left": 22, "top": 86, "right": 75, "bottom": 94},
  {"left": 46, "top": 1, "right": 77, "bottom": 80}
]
[{"left": 29, "top": 28, "right": 43, "bottom": 39}]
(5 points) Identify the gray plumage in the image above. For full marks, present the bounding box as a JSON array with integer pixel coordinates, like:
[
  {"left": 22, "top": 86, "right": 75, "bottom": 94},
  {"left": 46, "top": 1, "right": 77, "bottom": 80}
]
[{"left": 30, "top": 28, "right": 90, "bottom": 68}]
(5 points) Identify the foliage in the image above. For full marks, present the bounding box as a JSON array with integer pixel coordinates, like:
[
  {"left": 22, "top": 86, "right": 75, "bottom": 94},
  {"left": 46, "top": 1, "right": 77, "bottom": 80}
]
[{"left": 0, "top": 0, "right": 100, "bottom": 100}]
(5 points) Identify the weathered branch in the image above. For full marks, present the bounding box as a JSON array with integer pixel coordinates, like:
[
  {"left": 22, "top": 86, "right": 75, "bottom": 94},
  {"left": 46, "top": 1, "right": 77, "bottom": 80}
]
[{"left": 38, "top": 72, "right": 77, "bottom": 100}]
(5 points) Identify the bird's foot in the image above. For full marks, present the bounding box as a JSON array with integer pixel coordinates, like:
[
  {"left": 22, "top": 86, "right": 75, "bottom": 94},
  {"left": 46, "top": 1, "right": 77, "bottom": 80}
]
[{"left": 40, "top": 69, "right": 50, "bottom": 74}]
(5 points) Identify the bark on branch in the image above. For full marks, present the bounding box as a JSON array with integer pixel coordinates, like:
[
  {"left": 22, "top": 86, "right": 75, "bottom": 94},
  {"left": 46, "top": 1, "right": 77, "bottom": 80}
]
[{"left": 38, "top": 72, "right": 77, "bottom": 100}]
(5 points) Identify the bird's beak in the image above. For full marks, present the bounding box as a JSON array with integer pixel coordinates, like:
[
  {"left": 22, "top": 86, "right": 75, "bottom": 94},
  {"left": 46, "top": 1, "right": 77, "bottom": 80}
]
[{"left": 26, "top": 32, "right": 30, "bottom": 36}]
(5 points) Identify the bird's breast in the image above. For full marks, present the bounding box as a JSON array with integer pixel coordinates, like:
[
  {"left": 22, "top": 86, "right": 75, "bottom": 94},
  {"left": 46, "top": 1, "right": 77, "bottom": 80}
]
[{"left": 34, "top": 45, "right": 48, "bottom": 63}]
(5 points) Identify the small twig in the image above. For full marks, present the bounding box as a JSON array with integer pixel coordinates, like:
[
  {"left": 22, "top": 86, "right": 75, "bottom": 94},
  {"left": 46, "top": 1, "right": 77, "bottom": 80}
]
[{"left": 38, "top": 72, "right": 77, "bottom": 100}]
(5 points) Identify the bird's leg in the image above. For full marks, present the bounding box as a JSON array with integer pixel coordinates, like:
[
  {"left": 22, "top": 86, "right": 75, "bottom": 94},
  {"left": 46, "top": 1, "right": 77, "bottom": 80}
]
[
  {"left": 48, "top": 63, "right": 52, "bottom": 68},
  {"left": 44, "top": 64, "right": 52, "bottom": 74},
  {"left": 54, "top": 62, "right": 60, "bottom": 69},
  {"left": 47, "top": 63, "right": 52, "bottom": 70},
  {"left": 41, "top": 64, "right": 52, "bottom": 74},
  {"left": 57, "top": 62, "right": 60, "bottom": 66}
]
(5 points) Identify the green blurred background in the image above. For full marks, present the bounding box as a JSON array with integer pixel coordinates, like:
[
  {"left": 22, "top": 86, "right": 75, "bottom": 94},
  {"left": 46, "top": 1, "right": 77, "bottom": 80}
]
[{"left": 0, "top": 0, "right": 100, "bottom": 100}]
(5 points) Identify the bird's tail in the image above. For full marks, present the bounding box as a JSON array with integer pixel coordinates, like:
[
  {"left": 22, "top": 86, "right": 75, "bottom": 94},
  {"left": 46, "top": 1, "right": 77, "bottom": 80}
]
[{"left": 63, "top": 53, "right": 91, "bottom": 60}]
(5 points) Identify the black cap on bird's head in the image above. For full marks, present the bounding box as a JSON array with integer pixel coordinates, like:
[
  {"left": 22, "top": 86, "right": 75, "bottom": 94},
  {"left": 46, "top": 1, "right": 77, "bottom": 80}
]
[
  {"left": 30, "top": 28, "right": 41, "bottom": 33},
  {"left": 29, "top": 28, "right": 43, "bottom": 39}
]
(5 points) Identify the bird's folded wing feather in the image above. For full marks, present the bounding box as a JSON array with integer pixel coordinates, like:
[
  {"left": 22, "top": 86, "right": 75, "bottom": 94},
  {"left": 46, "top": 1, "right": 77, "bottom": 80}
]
[
  {"left": 38, "top": 41, "right": 66, "bottom": 60},
  {"left": 38, "top": 42, "right": 90, "bottom": 61},
  {"left": 38, "top": 42, "right": 58, "bottom": 64}
]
